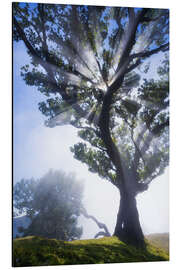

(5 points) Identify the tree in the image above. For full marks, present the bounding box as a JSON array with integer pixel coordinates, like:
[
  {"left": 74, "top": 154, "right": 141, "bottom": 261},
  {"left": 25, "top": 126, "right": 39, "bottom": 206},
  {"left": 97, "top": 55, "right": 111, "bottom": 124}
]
[
  {"left": 13, "top": 170, "right": 83, "bottom": 241},
  {"left": 13, "top": 3, "right": 169, "bottom": 247}
]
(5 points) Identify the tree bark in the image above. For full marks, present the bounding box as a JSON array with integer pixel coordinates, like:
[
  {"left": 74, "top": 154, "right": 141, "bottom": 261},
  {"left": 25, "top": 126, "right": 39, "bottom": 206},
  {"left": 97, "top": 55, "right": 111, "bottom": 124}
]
[
  {"left": 99, "top": 91, "right": 145, "bottom": 248},
  {"left": 114, "top": 189, "right": 145, "bottom": 248}
]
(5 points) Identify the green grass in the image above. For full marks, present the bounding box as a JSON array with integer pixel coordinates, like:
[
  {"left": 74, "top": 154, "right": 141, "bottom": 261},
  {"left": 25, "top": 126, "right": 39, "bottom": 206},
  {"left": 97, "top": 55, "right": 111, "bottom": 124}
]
[
  {"left": 13, "top": 236, "right": 169, "bottom": 267},
  {"left": 146, "top": 233, "right": 169, "bottom": 253}
]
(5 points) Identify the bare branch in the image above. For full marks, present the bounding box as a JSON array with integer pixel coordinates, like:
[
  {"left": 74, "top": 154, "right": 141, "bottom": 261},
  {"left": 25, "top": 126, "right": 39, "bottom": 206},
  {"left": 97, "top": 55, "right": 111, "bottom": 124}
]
[
  {"left": 96, "top": 58, "right": 109, "bottom": 89},
  {"left": 130, "top": 43, "right": 169, "bottom": 60},
  {"left": 94, "top": 231, "right": 110, "bottom": 238},
  {"left": 125, "top": 58, "right": 142, "bottom": 75},
  {"left": 110, "top": 9, "right": 149, "bottom": 93},
  {"left": 80, "top": 207, "right": 111, "bottom": 237},
  {"left": 128, "top": 8, "right": 135, "bottom": 22}
]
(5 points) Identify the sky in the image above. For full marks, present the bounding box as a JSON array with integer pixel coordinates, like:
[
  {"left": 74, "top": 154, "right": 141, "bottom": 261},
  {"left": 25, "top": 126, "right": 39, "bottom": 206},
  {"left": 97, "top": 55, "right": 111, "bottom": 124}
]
[{"left": 13, "top": 14, "right": 169, "bottom": 239}]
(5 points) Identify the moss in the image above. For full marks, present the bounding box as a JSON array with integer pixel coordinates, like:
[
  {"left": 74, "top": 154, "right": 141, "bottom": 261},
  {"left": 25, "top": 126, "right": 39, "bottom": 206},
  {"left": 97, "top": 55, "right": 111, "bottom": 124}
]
[{"left": 13, "top": 236, "right": 169, "bottom": 267}]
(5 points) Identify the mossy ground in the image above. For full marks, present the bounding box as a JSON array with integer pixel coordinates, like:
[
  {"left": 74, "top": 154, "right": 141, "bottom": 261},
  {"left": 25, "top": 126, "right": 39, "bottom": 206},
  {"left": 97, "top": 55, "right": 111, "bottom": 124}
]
[{"left": 13, "top": 236, "right": 169, "bottom": 267}]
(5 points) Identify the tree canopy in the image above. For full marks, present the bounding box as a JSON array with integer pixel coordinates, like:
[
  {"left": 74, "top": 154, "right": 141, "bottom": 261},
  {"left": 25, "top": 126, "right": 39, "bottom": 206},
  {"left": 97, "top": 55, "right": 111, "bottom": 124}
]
[
  {"left": 13, "top": 3, "right": 169, "bottom": 247},
  {"left": 13, "top": 170, "right": 83, "bottom": 241}
]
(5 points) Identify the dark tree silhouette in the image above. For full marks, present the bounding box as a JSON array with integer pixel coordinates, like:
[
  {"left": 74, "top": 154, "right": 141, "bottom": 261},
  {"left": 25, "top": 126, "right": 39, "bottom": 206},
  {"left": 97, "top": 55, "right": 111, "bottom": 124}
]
[{"left": 13, "top": 3, "right": 169, "bottom": 247}]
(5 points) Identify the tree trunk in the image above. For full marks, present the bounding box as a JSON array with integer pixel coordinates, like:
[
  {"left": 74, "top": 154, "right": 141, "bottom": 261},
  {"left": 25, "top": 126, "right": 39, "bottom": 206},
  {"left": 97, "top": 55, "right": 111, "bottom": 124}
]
[{"left": 114, "top": 189, "right": 145, "bottom": 248}]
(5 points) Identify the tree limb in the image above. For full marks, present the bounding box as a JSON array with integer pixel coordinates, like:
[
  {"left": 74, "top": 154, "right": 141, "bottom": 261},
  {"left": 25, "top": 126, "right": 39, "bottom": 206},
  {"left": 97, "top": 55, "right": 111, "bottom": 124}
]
[
  {"left": 125, "top": 58, "right": 142, "bottom": 75},
  {"left": 80, "top": 207, "right": 111, "bottom": 237},
  {"left": 94, "top": 231, "right": 110, "bottom": 238},
  {"left": 140, "top": 15, "right": 160, "bottom": 22},
  {"left": 13, "top": 16, "right": 88, "bottom": 119},
  {"left": 115, "top": 8, "right": 148, "bottom": 74},
  {"left": 98, "top": 91, "right": 126, "bottom": 188},
  {"left": 109, "top": 9, "right": 149, "bottom": 93},
  {"left": 130, "top": 43, "right": 169, "bottom": 60}
]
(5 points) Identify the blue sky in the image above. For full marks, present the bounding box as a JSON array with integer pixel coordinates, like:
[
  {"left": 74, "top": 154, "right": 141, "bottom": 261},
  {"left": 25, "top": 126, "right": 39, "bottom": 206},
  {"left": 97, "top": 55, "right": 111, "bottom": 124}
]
[{"left": 13, "top": 9, "right": 169, "bottom": 238}]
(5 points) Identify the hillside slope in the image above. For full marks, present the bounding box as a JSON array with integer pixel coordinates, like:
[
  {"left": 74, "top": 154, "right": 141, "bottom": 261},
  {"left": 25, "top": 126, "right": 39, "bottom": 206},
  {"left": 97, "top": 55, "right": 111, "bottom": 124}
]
[
  {"left": 146, "top": 233, "right": 169, "bottom": 253},
  {"left": 13, "top": 236, "right": 169, "bottom": 267}
]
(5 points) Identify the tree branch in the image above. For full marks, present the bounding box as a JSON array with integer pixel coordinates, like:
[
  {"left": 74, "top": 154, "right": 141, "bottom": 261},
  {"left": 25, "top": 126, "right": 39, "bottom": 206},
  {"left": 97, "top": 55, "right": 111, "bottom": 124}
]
[
  {"left": 13, "top": 16, "right": 88, "bottom": 119},
  {"left": 98, "top": 9, "right": 147, "bottom": 183},
  {"left": 38, "top": 4, "right": 48, "bottom": 53},
  {"left": 94, "top": 231, "right": 110, "bottom": 238},
  {"left": 140, "top": 15, "right": 161, "bottom": 22},
  {"left": 125, "top": 58, "right": 142, "bottom": 75},
  {"left": 109, "top": 9, "right": 149, "bottom": 93},
  {"left": 124, "top": 119, "right": 147, "bottom": 169},
  {"left": 98, "top": 91, "right": 126, "bottom": 188},
  {"left": 80, "top": 207, "right": 111, "bottom": 237},
  {"left": 115, "top": 8, "right": 148, "bottom": 73},
  {"left": 130, "top": 43, "right": 169, "bottom": 60},
  {"left": 133, "top": 132, "right": 153, "bottom": 171},
  {"left": 128, "top": 8, "right": 136, "bottom": 23},
  {"left": 14, "top": 17, "right": 41, "bottom": 62},
  {"left": 38, "top": 5, "right": 96, "bottom": 91},
  {"left": 96, "top": 58, "right": 109, "bottom": 89},
  {"left": 139, "top": 10, "right": 165, "bottom": 23}
]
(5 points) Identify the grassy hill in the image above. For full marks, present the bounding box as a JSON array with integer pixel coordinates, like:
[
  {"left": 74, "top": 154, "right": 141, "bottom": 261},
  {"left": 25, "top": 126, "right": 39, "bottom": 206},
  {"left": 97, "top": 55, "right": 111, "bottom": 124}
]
[
  {"left": 146, "top": 233, "right": 169, "bottom": 253},
  {"left": 13, "top": 236, "right": 169, "bottom": 267}
]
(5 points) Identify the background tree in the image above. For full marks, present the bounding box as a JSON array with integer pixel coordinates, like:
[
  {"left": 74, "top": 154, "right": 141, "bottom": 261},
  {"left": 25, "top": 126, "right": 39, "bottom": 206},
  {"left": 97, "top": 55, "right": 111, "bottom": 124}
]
[
  {"left": 13, "top": 3, "right": 169, "bottom": 247},
  {"left": 13, "top": 170, "right": 83, "bottom": 241}
]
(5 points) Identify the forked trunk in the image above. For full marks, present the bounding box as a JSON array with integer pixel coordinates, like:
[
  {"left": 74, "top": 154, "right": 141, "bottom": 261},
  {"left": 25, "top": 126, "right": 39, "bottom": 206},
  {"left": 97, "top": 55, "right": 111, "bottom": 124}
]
[{"left": 114, "top": 190, "right": 145, "bottom": 248}]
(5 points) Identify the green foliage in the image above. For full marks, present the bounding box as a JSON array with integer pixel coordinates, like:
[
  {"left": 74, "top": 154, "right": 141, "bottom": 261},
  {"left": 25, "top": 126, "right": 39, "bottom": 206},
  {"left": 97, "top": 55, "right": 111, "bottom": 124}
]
[
  {"left": 13, "top": 170, "right": 83, "bottom": 241},
  {"left": 121, "top": 99, "right": 141, "bottom": 116},
  {"left": 134, "top": 58, "right": 169, "bottom": 183},
  {"left": 13, "top": 3, "right": 169, "bottom": 245},
  {"left": 13, "top": 236, "right": 169, "bottom": 267},
  {"left": 13, "top": 4, "right": 169, "bottom": 123},
  {"left": 138, "top": 79, "right": 169, "bottom": 111},
  {"left": 71, "top": 138, "right": 116, "bottom": 184},
  {"left": 13, "top": 178, "right": 37, "bottom": 218}
]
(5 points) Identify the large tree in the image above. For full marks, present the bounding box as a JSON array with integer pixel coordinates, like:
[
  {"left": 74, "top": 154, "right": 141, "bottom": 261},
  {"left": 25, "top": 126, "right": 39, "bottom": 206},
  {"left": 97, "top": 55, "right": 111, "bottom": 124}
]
[
  {"left": 13, "top": 170, "right": 83, "bottom": 241},
  {"left": 13, "top": 3, "right": 169, "bottom": 247}
]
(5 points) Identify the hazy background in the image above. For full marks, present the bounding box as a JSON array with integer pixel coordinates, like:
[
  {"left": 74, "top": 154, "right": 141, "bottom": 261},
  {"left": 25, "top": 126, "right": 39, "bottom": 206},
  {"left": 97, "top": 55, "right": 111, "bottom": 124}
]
[{"left": 13, "top": 38, "right": 169, "bottom": 238}]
